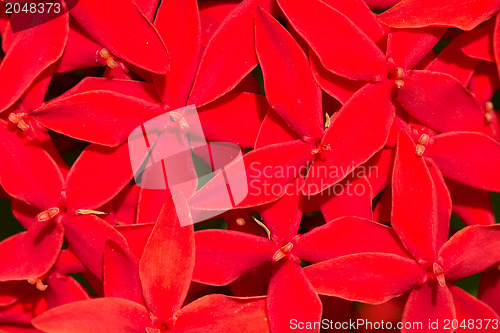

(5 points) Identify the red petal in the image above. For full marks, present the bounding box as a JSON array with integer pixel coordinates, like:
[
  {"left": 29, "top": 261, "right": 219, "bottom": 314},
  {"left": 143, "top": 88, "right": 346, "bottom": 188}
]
[
  {"left": 304, "top": 253, "right": 423, "bottom": 304},
  {"left": 153, "top": 0, "right": 201, "bottom": 107},
  {"left": 401, "top": 282, "right": 455, "bottom": 333},
  {"left": 53, "top": 249, "right": 86, "bottom": 276},
  {"left": 139, "top": 196, "right": 195, "bottom": 321},
  {"left": 54, "top": 77, "right": 161, "bottom": 104},
  {"left": 0, "top": 219, "right": 64, "bottom": 281},
  {"left": 315, "top": 176, "right": 374, "bottom": 222},
  {"left": 0, "top": 14, "right": 68, "bottom": 112},
  {"left": 460, "top": 19, "right": 495, "bottom": 62},
  {"left": 0, "top": 281, "right": 33, "bottom": 307},
  {"left": 197, "top": 92, "right": 267, "bottom": 148},
  {"left": 258, "top": 177, "right": 304, "bottom": 242},
  {"left": 364, "top": 148, "right": 395, "bottom": 195},
  {"left": 321, "top": 0, "right": 386, "bottom": 43},
  {"left": 32, "top": 298, "right": 150, "bottom": 333},
  {"left": 174, "top": 294, "right": 269, "bottom": 332},
  {"left": 19, "top": 64, "right": 54, "bottom": 111},
  {"left": 66, "top": 143, "right": 133, "bottom": 210},
  {"left": 379, "top": 0, "right": 500, "bottom": 31},
  {"left": 0, "top": 291, "right": 45, "bottom": 326},
  {"left": 136, "top": 188, "right": 171, "bottom": 223},
  {"left": 131, "top": 118, "right": 198, "bottom": 198},
  {"left": 267, "top": 259, "right": 322, "bottom": 333},
  {"left": 278, "top": 0, "right": 388, "bottom": 80},
  {"left": 0, "top": 121, "right": 64, "bottom": 209},
  {"left": 199, "top": 1, "right": 239, "bottom": 47},
  {"left": 56, "top": 19, "right": 103, "bottom": 73},
  {"left": 495, "top": 12, "right": 500, "bottom": 80},
  {"left": 427, "top": 132, "right": 500, "bottom": 191},
  {"left": 373, "top": 187, "right": 392, "bottom": 223},
  {"left": 111, "top": 185, "right": 140, "bottom": 225},
  {"left": 310, "top": 50, "right": 365, "bottom": 105},
  {"left": 103, "top": 241, "right": 143, "bottom": 305},
  {"left": 63, "top": 215, "right": 128, "bottom": 279},
  {"left": 134, "top": 0, "right": 159, "bottom": 21},
  {"left": 296, "top": 216, "right": 410, "bottom": 263},
  {"left": 0, "top": 6, "right": 7, "bottom": 34},
  {"left": 189, "top": 140, "right": 313, "bottom": 210},
  {"left": 451, "top": 285, "right": 499, "bottom": 333},
  {"left": 397, "top": 71, "right": 490, "bottom": 134},
  {"left": 425, "top": 37, "right": 478, "bottom": 86},
  {"left": 32, "top": 91, "right": 163, "bottom": 147},
  {"left": 387, "top": 27, "right": 446, "bottom": 70},
  {"left": 469, "top": 61, "right": 500, "bottom": 105},
  {"left": 451, "top": 183, "right": 496, "bottom": 226},
  {"left": 439, "top": 224, "right": 500, "bottom": 280},
  {"left": 45, "top": 273, "right": 89, "bottom": 309},
  {"left": 193, "top": 230, "right": 275, "bottom": 285},
  {"left": 255, "top": 109, "right": 299, "bottom": 148},
  {"left": 392, "top": 130, "right": 438, "bottom": 261},
  {"left": 70, "top": 0, "right": 169, "bottom": 73},
  {"left": 478, "top": 266, "right": 500, "bottom": 315},
  {"left": 426, "top": 159, "right": 452, "bottom": 250},
  {"left": 188, "top": 0, "right": 260, "bottom": 107},
  {"left": 255, "top": 8, "right": 323, "bottom": 140},
  {"left": 115, "top": 223, "right": 154, "bottom": 259},
  {"left": 303, "top": 82, "right": 395, "bottom": 195}
]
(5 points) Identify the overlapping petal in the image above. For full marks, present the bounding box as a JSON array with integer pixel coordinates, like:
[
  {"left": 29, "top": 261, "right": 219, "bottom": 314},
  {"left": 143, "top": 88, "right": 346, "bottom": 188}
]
[
  {"left": 69, "top": 0, "right": 169, "bottom": 73},
  {"left": 139, "top": 196, "right": 195, "bottom": 321},
  {"left": 278, "top": 0, "right": 388, "bottom": 81},
  {"left": 255, "top": 8, "right": 323, "bottom": 140},
  {"left": 304, "top": 253, "right": 423, "bottom": 304}
]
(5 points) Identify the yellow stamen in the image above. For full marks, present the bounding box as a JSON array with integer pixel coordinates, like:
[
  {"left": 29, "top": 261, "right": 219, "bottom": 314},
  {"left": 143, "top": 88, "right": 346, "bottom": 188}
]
[
  {"left": 252, "top": 217, "right": 271, "bottom": 240},
  {"left": 77, "top": 209, "right": 107, "bottom": 215},
  {"left": 325, "top": 113, "right": 331, "bottom": 128},
  {"left": 37, "top": 208, "right": 60, "bottom": 222}
]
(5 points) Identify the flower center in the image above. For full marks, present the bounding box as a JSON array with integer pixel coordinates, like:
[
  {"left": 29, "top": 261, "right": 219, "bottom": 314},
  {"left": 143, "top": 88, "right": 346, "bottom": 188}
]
[
  {"left": 301, "top": 136, "right": 332, "bottom": 155},
  {"left": 99, "top": 48, "right": 118, "bottom": 68},
  {"left": 430, "top": 262, "right": 446, "bottom": 287},
  {"left": 272, "top": 242, "right": 294, "bottom": 263},
  {"left": 27, "top": 276, "right": 48, "bottom": 291},
  {"left": 8, "top": 112, "right": 29, "bottom": 131},
  {"left": 387, "top": 67, "right": 405, "bottom": 89},
  {"left": 415, "top": 133, "right": 430, "bottom": 157},
  {"left": 418, "top": 260, "right": 446, "bottom": 287},
  {"left": 37, "top": 208, "right": 60, "bottom": 222},
  {"left": 485, "top": 101, "right": 494, "bottom": 123},
  {"left": 148, "top": 313, "right": 175, "bottom": 332},
  {"left": 271, "top": 235, "right": 302, "bottom": 264},
  {"left": 311, "top": 142, "right": 331, "bottom": 155},
  {"left": 166, "top": 111, "right": 190, "bottom": 134}
]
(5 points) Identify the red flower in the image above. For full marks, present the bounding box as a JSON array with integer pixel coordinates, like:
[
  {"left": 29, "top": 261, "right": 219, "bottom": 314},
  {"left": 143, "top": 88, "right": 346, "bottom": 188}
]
[
  {"left": 379, "top": 0, "right": 500, "bottom": 31},
  {"left": 32, "top": 196, "right": 269, "bottom": 333},
  {"left": 190, "top": 7, "right": 394, "bottom": 210},
  {"left": 0, "top": 122, "right": 133, "bottom": 282},
  {"left": 193, "top": 174, "right": 408, "bottom": 332},
  {"left": 303, "top": 131, "right": 500, "bottom": 331}
]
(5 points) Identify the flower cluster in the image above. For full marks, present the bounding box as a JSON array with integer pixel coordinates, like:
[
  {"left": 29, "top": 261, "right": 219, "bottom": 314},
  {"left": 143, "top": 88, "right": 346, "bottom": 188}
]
[{"left": 1, "top": 0, "right": 500, "bottom": 332}]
